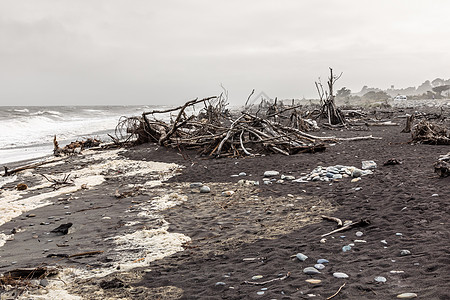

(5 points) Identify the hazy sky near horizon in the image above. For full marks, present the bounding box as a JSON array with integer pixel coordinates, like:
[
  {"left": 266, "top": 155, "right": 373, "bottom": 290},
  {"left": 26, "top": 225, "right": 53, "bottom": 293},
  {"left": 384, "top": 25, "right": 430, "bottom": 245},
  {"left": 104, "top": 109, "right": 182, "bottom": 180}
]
[{"left": 1, "top": 0, "right": 449, "bottom": 106}]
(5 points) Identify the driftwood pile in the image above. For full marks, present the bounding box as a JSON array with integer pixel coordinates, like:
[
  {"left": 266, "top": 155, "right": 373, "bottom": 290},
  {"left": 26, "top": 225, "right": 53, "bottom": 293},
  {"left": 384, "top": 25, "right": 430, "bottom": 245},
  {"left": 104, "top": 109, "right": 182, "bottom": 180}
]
[
  {"left": 434, "top": 152, "right": 450, "bottom": 177},
  {"left": 53, "top": 136, "right": 101, "bottom": 156},
  {"left": 116, "top": 96, "right": 329, "bottom": 158},
  {"left": 411, "top": 120, "right": 450, "bottom": 145}
]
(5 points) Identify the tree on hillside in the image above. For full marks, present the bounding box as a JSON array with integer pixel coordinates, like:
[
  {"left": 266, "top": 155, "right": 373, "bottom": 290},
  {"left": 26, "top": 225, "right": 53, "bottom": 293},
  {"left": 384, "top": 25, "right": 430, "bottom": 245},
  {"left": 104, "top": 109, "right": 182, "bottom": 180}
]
[
  {"left": 431, "top": 78, "right": 445, "bottom": 87},
  {"left": 336, "top": 87, "right": 351, "bottom": 99},
  {"left": 361, "top": 91, "right": 390, "bottom": 101},
  {"left": 432, "top": 85, "right": 450, "bottom": 97}
]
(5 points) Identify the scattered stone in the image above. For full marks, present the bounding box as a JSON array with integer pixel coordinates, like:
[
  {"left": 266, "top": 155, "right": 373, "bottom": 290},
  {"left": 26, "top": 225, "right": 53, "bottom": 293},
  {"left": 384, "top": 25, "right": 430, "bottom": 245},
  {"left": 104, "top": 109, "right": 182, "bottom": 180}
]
[
  {"left": 305, "top": 279, "right": 322, "bottom": 284},
  {"left": 200, "top": 186, "right": 211, "bottom": 193},
  {"left": 296, "top": 253, "right": 308, "bottom": 261},
  {"left": 190, "top": 182, "right": 203, "bottom": 188},
  {"left": 333, "top": 272, "right": 349, "bottom": 279},
  {"left": 355, "top": 231, "right": 363, "bottom": 237},
  {"left": 251, "top": 275, "right": 263, "bottom": 280},
  {"left": 396, "top": 293, "right": 417, "bottom": 299},
  {"left": 354, "top": 187, "right": 362, "bottom": 191},
  {"left": 374, "top": 276, "right": 386, "bottom": 283},
  {"left": 320, "top": 238, "right": 327, "bottom": 243},
  {"left": 221, "top": 191, "right": 234, "bottom": 197},
  {"left": 354, "top": 240, "right": 366, "bottom": 243},
  {"left": 303, "top": 267, "right": 320, "bottom": 275},
  {"left": 317, "top": 259, "right": 329, "bottom": 264},
  {"left": 215, "top": 282, "right": 226, "bottom": 286},
  {"left": 351, "top": 168, "right": 364, "bottom": 177},
  {"left": 239, "top": 172, "right": 247, "bottom": 176},
  {"left": 381, "top": 240, "right": 388, "bottom": 245},
  {"left": 314, "top": 264, "right": 325, "bottom": 270},
  {"left": 396, "top": 233, "right": 403, "bottom": 236},
  {"left": 26, "top": 214, "right": 36, "bottom": 218},
  {"left": 400, "top": 250, "right": 411, "bottom": 256},
  {"left": 333, "top": 174, "right": 343, "bottom": 179},
  {"left": 257, "top": 291, "right": 265, "bottom": 295},
  {"left": 431, "top": 193, "right": 439, "bottom": 197},
  {"left": 351, "top": 178, "right": 361, "bottom": 183},
  {"left": 390, "top": 270, "right": 405, "bottom": 274},
  {"left": 65, "top": 212, "right": 71, "bottom": 215},
  {"left": 264, "top": 171, "right": 279, "bottom": 177},
  {"left": 342, "top": 245, "right": 352, "bottom": 252}
]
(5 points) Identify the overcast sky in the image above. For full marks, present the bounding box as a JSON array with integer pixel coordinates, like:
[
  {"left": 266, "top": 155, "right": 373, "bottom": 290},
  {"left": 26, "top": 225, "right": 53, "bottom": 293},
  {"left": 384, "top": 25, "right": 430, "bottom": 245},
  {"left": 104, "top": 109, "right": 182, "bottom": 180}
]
[{"left": 1, "top": 0, "right": 449, "bottom": 106}]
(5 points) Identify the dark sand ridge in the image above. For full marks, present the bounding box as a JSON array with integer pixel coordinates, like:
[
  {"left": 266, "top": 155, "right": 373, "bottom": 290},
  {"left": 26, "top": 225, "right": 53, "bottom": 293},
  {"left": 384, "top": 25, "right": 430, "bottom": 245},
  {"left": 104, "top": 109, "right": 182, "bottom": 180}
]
[{"left": 0, "top": 108, "right": 449, "bottom": 299}]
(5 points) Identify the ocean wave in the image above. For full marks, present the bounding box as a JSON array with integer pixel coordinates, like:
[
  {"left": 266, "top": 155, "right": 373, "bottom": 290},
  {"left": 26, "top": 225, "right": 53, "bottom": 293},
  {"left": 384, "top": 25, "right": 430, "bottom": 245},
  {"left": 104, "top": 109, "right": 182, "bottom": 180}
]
[
  {"left": 0, "top": 115, "right": 119, "bottom": 149},
  {"left": 13, "top": 108, "right": 29, "bottom": 113}
]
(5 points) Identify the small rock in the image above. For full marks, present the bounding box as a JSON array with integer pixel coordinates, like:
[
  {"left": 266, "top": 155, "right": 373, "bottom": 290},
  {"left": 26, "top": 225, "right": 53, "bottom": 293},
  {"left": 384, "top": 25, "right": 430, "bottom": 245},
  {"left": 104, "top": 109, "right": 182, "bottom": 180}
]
[
  {"left": 320, "top": 238, "right": 326, "bottom": 243},
  {"left": 333, "top": 272, "right": 349, "bottom": 279},
  {"left": 40, "top": 279, "right": 49, "bottom": 287},
  {"left": 314, "top": 264, "right": 325, "bottom": 270},
  {"left": 303, "top": 267, "right": 320, "bottom": 275},
  {"left": 396, "top": 293, "right": 417, "bottom": 299},
  {"left": 431, "top": 194, "right": 439, "bottom": 197},
  {"left": 215, "top": 282, "right": 226, "bottom": 286},
  {"left": 354, "top": 239, "right": 366, "bottom": 243},
  {"left": 396, "top": 233, "right": 403, "bottom": 236},
  {"left": 239, "top": 172, "right": 247, "bottom": 176},
  {"left": 305, "top": 279, "right": 321, "bottom": 284},
  {"left": 190, "top": 182, "right": 203, "bottom": 188},
  {"left": 65, "top": 212, "right": 71, "bottom": 215},
  {"left": 400, "top": 250, "right": 411, "bottom": 256},
  {"left": 355, "top": 231, "right": 363, "bottom": 237},
  {"left": 374, "top": 276, "right": 386, "bottom": 283},
  {"left": 251, "top": 275, "right": 263, "bottom": 280},
  {"left": 221, "top": 191, "right": 234, "bottom": 197},
  {"left": 355, "top": 187, "right": 362, "bottom": 191},
  {"left": 390, "top": 270, "right": 405, "bottom": 274},
  {"left": 257, "top": 291, "right": 265, "bottom": 295},
  {"left": 264, "top": 171, "right": 279, "bottom": 177},
  {"left": 26, "top": 214, "right": 36, "bottom": 218},
  {"left": 317, "top": 259, "right": 329, "bottom": 264},
  {"left": 296, "top": 253, "right": 308, "bottom": 261},
  {"left": 362, "top": 160, "right": 377, "bottom": 170},
  {"left": 381, "top": 240, "right": 388, "bottom": 245},
  {"left": 281, "top": 175, "right": 295, "bottom": 181},
  {"left": 342, "top": 245, "right": 352, "bottom": 252},
  {"left": 333, "top": 174, "right": 343, "bottom": 179},
  {"left": 200, "top": 186, "right": 211, "bottom": 193},
  {"left": 351, "top": 178, "right": 361, "bottom": 183},
  {"left": 351, "top": 168, "right": 363, "bottom": 177}
]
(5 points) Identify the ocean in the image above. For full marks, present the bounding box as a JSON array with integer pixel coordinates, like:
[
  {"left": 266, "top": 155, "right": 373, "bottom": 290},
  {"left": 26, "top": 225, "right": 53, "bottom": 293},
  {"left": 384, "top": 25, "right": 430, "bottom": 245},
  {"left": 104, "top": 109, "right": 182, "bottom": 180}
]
[{"left": 0, "top": 105, "right": 165, "bottom": 166}]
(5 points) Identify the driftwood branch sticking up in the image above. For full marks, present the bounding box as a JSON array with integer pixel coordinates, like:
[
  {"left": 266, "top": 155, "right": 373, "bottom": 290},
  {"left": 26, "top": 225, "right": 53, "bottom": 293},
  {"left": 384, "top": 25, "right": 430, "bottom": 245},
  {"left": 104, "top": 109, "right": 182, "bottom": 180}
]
[{"left": 315, "top": 68, "right": 346, "bottom": 126}]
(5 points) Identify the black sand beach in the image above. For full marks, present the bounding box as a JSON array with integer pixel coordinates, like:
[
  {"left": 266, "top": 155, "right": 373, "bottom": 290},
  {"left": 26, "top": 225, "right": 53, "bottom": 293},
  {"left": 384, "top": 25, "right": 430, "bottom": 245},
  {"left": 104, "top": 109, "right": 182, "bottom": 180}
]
[{"left": 0, "top": 108, "right": 449, "bottom": 299}]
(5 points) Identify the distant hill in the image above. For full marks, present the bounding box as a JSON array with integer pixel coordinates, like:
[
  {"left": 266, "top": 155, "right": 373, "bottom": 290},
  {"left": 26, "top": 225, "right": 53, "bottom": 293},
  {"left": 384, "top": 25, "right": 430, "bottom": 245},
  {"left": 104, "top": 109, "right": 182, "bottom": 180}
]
[{"left": 354, "top": 78, "right": 450, "bottom": 97}]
